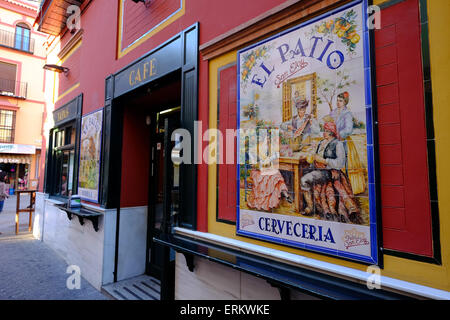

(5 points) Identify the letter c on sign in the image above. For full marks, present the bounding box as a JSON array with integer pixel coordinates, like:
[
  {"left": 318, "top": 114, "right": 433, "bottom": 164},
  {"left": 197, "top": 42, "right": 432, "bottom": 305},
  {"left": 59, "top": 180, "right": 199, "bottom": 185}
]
[
  {"left": 129, "top": 70, "right": 135, "bottom": 86},
  {"left": 259, "top": 217, "right": 265, "bottom": 230}
]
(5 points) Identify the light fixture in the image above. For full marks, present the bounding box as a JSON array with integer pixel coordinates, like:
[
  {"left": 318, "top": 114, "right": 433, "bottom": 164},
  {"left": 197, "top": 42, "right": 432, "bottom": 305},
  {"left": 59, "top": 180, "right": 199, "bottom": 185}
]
[
  {"left": 160, "top": 106, "right": 181, "bottom": 115},
  {"left": 43, "top": 64, "right": 69, "bottom": 76},
  {"left": 131, "top": 0, "right": 151, "bottom": 8}
]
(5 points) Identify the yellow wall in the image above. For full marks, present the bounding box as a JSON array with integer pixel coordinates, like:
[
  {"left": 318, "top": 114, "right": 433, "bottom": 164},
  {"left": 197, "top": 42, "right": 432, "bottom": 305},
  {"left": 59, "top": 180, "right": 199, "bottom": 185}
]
[{"left": 207, "top": 0, "right": 450, "bottom": 292}]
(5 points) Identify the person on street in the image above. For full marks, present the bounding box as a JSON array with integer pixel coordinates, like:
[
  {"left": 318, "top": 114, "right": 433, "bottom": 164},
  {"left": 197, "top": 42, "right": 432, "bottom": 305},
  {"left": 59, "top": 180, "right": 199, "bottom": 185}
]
[{"left": 0, "top": 171, "right": 10, "bottom": 235}]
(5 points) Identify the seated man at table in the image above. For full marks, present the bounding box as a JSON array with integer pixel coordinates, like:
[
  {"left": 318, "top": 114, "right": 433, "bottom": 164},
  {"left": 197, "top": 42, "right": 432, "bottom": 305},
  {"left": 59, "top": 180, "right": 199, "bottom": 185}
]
[{"left": 300, "top": 122, "right": 361, "bottom": 224}]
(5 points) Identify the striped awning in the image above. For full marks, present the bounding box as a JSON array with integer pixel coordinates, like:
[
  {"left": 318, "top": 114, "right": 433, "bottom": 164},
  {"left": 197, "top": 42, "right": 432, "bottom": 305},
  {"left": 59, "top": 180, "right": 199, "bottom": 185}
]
[{"left": 0, "top": 154, "right": 32, "bottom": 164}]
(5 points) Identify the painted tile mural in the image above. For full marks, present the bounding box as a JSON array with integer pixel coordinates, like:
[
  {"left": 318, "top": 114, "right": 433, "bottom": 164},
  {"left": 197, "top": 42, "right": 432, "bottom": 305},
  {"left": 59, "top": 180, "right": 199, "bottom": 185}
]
[
  {"left": 78, "top": 109, "right": 103, "bottom": 202},
  {"left": 237, "top": 0, "right": 378, "bottom": 264}
]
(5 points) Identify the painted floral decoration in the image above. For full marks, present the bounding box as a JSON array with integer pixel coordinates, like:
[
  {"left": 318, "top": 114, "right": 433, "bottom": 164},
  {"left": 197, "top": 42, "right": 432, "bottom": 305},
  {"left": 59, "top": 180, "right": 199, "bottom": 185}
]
[
  {"left": 242, "top": 102, "right": 260, "bottom": 120},
  {"left": 240, "top": 45, "right": 271, "bottom": 82},
  {"left": 315, "top": 9, "right": 360, "bottom": 54}
]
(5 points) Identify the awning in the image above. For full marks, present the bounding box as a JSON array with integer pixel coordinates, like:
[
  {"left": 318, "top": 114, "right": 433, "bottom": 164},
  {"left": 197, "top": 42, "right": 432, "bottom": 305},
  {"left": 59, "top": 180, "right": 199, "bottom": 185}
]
[
  {"left": 0, "top": 154, "right": 32, "bottom": 164},
  {"left": 35, "top": 0, "right": 84, "bottom": 36}
]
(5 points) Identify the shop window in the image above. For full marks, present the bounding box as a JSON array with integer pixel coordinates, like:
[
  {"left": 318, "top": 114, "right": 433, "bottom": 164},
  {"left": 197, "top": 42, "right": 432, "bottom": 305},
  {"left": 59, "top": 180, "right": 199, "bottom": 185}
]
[
  {"left": 51, "top": 126, "right": 77, "bottom": 196},
  {"left": 46, "top": 95, "right": 82, "bottom": 199},
  {"left": 0, "top": 109, "right": 16, "bottom": 143},
  {"left": 217, "top": 63, "right": 237, "bottom": 223},
  {"left": 14, "top": 23, "right": 31, "bottom": 52}
]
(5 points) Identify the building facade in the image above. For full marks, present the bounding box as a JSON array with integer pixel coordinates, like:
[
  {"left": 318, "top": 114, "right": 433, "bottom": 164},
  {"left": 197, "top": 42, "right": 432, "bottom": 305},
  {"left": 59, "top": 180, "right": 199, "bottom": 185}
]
[
  {"left": 0, "top": 0, "right": 47, "bottom": 192},
  {"left": 34, "top": 0, "right": 450, "bottom": 299}
]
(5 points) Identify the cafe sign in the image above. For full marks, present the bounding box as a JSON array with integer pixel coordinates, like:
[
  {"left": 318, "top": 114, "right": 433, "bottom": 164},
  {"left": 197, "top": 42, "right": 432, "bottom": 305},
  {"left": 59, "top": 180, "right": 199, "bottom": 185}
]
[
  {"left": 53, "top": 97, "right": 80, "bottom": 126},
  {"left": 113, "top": 37, "right": 182, "bottom": 98},
  {"left": 236, "top": 0, "right": 379, "bottom": 264}
]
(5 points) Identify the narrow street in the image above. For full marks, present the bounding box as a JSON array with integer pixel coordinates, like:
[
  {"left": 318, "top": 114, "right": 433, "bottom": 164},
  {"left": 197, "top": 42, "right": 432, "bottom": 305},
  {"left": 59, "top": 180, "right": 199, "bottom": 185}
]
[{"left": 0, "top": 195, "right": 109, "bottom": 300}]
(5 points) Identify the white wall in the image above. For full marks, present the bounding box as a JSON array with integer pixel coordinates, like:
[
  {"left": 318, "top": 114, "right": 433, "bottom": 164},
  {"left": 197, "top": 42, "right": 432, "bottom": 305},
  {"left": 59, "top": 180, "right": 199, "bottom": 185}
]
[
  {"left": 116, "top": 206, "right": 148, "bottom": 281},
  {"left": 33, "top": 193, "right": 116, "bottom": 290},
  {"left": 174, "top": 253, "right": 319, "bottom": 300},
  {"left": 33, "top": 194, "right": 149, "bottom": 289}
]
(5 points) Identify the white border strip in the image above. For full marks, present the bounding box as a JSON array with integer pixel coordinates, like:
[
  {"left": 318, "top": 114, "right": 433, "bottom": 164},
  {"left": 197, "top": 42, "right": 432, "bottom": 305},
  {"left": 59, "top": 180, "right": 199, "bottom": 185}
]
[{"left": 174, "top": 227, "right": 450, "bottom": 300}]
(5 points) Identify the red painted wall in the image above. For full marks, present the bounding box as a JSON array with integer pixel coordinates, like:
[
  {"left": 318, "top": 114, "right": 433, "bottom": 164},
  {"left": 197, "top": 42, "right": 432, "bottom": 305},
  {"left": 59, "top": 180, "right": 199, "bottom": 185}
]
[
  {"left": 122, "top": 0, "right": 180, "bottom": 49},
  {"left": 49, "top": 0, "right": 287, "bottom": 224},
  {"left": 48, "top": 0, "right": 436, "bottom": 255},
  {"left": 54, "top": 0, "right": 285, "bottom": 112},
  {"left": 120, "top": 105, "right": 150, "bottom": 207},
  {"left": 58, "top": 47, "right": 81, "bottom": 96}
]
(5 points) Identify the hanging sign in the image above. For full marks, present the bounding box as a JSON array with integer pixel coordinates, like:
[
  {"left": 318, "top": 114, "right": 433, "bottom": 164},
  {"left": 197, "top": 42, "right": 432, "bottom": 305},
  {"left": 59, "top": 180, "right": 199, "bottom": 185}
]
[
  {"left": 0, "top": 144, "right": 36, "bottom": 154},
  {"left": 237, "top": 0, "right": 379, "bottom": 264},
  {"left": 78, "top": 109, "right": 103, "bottom": 203}
]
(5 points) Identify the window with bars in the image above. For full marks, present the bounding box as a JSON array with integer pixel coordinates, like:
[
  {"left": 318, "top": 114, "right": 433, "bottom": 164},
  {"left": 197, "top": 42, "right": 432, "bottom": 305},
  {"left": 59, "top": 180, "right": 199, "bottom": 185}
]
[{"left": 0, "top": 110, "right": 16, "bottom": 143}]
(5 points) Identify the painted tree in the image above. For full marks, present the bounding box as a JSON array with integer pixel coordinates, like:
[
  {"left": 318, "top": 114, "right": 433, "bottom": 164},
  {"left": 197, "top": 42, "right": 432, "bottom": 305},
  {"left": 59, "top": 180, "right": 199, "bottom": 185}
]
[{"left": 317, "top": 70, "right": 356, "bottom": 112}]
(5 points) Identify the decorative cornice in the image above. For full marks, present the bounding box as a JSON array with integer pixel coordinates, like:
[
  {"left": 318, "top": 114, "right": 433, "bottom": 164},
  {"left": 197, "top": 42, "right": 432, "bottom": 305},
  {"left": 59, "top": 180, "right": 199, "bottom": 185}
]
[
  {"left": 0, "top": 0, "right": 38, "bottom": 12},
  {"left": 57, "top": 28, "right": 83, "bottom": 61},
  {"left": 199, "top": 0, "right": 352, "bottom": 61}
]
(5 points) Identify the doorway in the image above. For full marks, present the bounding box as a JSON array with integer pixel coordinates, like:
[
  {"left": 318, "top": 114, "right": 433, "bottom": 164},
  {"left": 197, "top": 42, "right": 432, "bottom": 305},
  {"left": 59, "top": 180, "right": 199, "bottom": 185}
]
[
  {"left": 113, "top": 70, "right": 181, "bottom": 284},
  {"left": 147, "top": 107, "right": 180, "bottom": 279}
]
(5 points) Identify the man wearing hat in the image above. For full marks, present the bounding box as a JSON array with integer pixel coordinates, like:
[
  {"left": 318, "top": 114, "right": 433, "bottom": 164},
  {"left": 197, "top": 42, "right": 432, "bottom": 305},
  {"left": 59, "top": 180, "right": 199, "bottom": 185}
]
[{"left": 281, "top": 98, "right": 319, "bottom": 147}]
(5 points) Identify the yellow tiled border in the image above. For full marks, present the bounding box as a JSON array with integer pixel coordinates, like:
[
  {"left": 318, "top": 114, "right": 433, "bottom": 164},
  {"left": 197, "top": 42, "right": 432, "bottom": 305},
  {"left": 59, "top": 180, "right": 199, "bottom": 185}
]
[
  {"left": 55, "top": 82, "right": 80, "bottom": 103},
  {"left": 117, "top": 0, "right": 185, "bottom": 59},
  {"left": 58, "top": 39, "right": 82, "bottom": 66},
  {"left": 207, "top": 0, "right": 450, "bottom": 291}
]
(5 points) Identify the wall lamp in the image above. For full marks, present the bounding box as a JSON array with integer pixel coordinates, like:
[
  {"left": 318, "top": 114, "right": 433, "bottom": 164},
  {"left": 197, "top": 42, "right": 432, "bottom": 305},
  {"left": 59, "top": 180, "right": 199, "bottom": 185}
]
[
  {"left": 43, "top": 64, "right": 70, "bottom": 76},
  {"left": 131, "top": 0, "right": 151, "bottom": 8}
]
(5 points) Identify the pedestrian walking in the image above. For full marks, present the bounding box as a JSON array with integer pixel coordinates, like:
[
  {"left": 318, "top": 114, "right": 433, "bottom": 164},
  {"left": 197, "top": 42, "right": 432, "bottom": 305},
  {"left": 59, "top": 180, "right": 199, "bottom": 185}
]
[{"left": 0, "top": 171, "right": 10, "bottom": 235}]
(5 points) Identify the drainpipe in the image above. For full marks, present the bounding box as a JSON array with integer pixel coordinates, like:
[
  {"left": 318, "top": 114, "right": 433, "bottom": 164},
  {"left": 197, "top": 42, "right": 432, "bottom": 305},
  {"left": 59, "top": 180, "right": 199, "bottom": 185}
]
[{"left": 113, "top": 206, "right": 120, "bottom": 283}]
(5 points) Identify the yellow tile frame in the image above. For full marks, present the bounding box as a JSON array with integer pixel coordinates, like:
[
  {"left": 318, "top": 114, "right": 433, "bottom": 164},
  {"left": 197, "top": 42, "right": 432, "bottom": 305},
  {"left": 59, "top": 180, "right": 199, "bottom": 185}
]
[
  {"left": 53, "top": 39, "right": 82, "bottom": 103},
  {"left": 207, "top": 0, "right": 450, "bottom": 290}
]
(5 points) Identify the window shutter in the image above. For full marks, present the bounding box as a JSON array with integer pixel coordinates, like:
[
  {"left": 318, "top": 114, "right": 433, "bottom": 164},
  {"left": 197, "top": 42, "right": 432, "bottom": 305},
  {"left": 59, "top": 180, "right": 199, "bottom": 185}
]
[
  {"left": 217, "top": 64, "right": 237, "bottom": 223},
  {"left": 375, "top": 0, "right": 433, "bottom": 256}
]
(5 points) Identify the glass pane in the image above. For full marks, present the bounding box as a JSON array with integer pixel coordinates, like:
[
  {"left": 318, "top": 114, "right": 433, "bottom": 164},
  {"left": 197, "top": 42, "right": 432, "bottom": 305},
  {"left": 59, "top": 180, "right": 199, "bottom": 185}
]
[
  {"left": 54, "top": 151, "right": 62, "bottom": 194},
  {"left": 70, "top": 127, "right": 76, "bottom": 145},
  {"left": 61, "top": 151, "right": 69, "bottom": 196},
  {"left": 53, "top": 131, "right": 58, "bottom": 148},
  {"left": 55, "top": 131, "right": 62, "bottom": 148},
  {"left": 4, "top": 111, "right": 13, "bottom": 126},
  {"left": 60, "top": 130, "right": 65, "bottom": 147},
  {"left": 64, "top": 127, "right": 72, "bottom": 145},
  {"left": 68, "top": 150, "right": 75, "bottom": 195},
  {"left": 23, "top": 29, "right": 30, "bottom": 51},
  {"left": 155, "top": 140, "right": 164, "bottom": 230},
  {"left": 14, "top": 27, "right": 22, "bottom": 49}
]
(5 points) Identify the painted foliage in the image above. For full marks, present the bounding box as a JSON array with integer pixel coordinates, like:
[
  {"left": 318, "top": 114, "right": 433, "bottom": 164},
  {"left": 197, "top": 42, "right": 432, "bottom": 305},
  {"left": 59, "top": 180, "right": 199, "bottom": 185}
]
[
  {"left": 237, "top": 1, "right": 378, "bottom": 263},
  {"left": 78, "top": 109, "right": 103, "bottom": 202}
]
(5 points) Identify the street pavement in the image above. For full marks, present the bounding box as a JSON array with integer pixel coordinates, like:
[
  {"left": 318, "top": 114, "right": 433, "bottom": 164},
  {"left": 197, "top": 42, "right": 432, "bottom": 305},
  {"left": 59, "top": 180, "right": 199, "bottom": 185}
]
[{"left": 0, "top": 195, "right": 109, "bottom": 300}]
